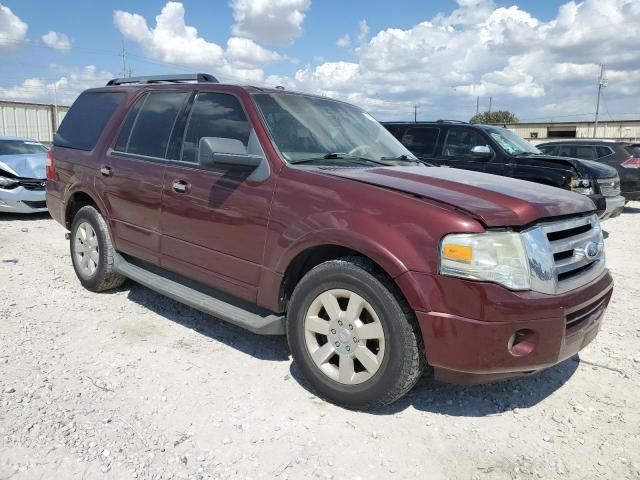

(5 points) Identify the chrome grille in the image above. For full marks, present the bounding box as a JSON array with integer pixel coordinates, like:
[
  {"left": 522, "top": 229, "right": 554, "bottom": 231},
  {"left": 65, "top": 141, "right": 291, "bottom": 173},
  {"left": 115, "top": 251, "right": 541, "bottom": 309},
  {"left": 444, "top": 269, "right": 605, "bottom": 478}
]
[
  {"left": 18, "top": 178, "right": 46, "bottom": 191},
  {"left": 597, "top": 178, "right": 620, "bottom": 197},
  {"left": 522, "top": 214, "right": 606, "bottom": 294}
]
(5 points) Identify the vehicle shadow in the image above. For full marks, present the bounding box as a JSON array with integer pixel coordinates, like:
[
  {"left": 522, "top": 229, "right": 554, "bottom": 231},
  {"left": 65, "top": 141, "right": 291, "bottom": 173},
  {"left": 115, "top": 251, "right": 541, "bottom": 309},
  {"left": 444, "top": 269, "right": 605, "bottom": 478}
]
[
  {"left": 623, "top": 205, "right": 640, "bottom": 214},
  {"left": 0, "top": 212, "right": 51, "bottom": 222},
  {"left": 125, "top": 282, "right": 290, "bottom": 362},
  {"left": 120, "top": 281, "right": 578, "bottom": 416},
  {"left": 290, "top": 354, "right": 580, "bottom": 417}
]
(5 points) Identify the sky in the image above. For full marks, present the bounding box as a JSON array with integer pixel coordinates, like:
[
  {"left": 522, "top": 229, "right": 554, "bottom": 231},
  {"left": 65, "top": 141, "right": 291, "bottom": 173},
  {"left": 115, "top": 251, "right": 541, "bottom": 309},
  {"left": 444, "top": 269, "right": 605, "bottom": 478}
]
[{"left": 0, "top": 0, "right": 638, "bottom": 122}]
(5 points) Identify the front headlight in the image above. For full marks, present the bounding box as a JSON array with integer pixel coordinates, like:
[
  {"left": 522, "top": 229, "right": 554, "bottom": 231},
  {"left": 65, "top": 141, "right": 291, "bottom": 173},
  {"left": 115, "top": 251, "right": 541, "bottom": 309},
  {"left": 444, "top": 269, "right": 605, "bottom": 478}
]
[
  {"left": 0, "top": 176, "right": 19, "bottom": 189},
  {"left": 570, "top": 178, "right": 594, "bottom": 195},
  {"left": 439, "top": 231, "right": 531, "bottom": 290}
]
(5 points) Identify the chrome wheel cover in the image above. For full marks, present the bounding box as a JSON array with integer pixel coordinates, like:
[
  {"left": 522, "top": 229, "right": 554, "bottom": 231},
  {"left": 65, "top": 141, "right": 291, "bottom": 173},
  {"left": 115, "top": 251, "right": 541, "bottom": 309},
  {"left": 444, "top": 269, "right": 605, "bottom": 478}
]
[
  {"left": 74, "top": 221, "right": 99, "bottom": 277},
  {"left": 304, "top": 289, "right": 386, "bottom": 385}
]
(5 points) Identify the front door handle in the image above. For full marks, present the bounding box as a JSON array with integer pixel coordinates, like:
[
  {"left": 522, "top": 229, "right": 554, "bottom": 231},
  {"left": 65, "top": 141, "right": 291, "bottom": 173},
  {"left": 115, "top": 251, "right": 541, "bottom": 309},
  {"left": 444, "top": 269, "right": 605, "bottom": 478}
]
[
  {"left": 172, "top": 179, "right": 189, "bottom": 193},
  {"left": 100, "top": 166, "right": 113, "bottom": 176}
]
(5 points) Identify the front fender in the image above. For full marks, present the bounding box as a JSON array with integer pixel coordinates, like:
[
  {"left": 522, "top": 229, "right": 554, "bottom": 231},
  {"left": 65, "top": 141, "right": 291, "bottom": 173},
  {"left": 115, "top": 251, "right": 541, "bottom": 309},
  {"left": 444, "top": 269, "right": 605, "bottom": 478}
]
[{"left": 272, "top": 210, "right": 431, "bottom": 278}]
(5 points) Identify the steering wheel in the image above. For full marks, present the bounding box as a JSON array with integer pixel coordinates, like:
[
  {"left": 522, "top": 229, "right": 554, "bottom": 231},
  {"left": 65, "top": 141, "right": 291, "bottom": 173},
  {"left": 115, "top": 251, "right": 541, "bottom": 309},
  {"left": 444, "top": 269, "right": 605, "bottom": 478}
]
[{"left": 348, "top": 145, "right": 373, "bottom": 157}]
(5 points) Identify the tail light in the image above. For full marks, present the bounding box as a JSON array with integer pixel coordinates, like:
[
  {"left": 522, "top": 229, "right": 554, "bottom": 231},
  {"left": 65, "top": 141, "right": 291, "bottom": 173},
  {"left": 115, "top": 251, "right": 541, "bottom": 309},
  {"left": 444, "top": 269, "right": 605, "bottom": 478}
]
[
  {"left": 621, "top": 157, "right": 640, "bottom": 169},
  {"left": 46, "top": 149, "right": 55, "bottom": 180}
]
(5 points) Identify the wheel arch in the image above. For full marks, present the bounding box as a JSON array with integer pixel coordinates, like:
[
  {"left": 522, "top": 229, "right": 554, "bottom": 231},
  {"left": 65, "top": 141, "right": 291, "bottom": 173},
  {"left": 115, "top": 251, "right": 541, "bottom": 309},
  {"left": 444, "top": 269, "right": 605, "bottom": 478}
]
[
  {"left": 276, "top": 239, "right": 415, "bottom": 314},
  {"left": 64, "top": 189, "right": 107, "bottom": 230}
]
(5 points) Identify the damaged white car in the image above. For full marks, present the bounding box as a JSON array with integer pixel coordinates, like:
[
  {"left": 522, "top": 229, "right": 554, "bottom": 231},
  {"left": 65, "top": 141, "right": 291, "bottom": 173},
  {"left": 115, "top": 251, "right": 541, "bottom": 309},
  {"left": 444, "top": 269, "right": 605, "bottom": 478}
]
[{"left": 0, "top": 136, "right": 48, "bottom": 214}]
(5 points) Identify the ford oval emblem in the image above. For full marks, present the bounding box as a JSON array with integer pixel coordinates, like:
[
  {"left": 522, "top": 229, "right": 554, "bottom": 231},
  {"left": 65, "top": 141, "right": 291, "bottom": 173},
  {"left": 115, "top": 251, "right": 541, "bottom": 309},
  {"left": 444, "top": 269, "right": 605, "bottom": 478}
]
[{"left": 585, "top": 242, "right": 600, "bottom": 260}]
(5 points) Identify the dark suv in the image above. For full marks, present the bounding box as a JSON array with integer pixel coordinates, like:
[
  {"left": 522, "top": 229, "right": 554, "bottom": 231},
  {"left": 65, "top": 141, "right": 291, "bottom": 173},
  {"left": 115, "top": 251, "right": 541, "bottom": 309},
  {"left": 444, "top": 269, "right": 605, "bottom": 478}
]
[
  {"left": 384, "top": 121, "right": 625, "bottom": 220},
  {"left": 537, "top": 140, "right": 640, "bottom": 202},
  {"left": 46, "top": 74, "right": 613, "bottom": 409}
]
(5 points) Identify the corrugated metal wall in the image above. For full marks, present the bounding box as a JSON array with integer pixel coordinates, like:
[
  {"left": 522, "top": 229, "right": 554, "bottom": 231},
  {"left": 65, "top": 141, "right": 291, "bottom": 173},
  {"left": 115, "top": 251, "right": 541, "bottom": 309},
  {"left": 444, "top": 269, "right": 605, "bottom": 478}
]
[
  {"left": 0, "top": 101, "right": 69, "bottom": 144},
  {"left": 507, "top": 121, "right": 640, "bottom": 142}
]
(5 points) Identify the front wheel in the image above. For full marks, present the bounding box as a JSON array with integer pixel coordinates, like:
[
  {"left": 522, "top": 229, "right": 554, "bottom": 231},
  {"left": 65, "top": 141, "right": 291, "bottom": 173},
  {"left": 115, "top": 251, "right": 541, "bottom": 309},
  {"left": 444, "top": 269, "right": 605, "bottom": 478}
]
[{"left": 287, "top": 257, "right": 425, "bottom": 410}]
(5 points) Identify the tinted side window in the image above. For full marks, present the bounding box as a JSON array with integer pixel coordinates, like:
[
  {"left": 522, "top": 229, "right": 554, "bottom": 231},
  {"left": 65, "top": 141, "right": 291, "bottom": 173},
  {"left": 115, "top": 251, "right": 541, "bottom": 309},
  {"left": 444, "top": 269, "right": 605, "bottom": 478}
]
[
  {"left": 402, "top": 127, "right": 439, "bottom": 156},
  {"left": 126, "top": 92, "right": 189, "bottom": 158},
  {"left": 113, "top": 93, "right": 147, "bottom": 152},
  {"left": 443, "top": 128, "right": 487, "bottom": 157},
  {"left": 385, "top": 127, "right": 401, "bottom": 140},
  {"left": 571, "top": 146, "right": 595, "bottom": 160},
  {"left": 556, "top": 145, "right": 572, "bottom": 157},
  {"left": 54, "top": 92, "right": 125, "bottom": 150},
  {"left": 597, "top": 146, "right": 613, "bottom": 158},
  {"left": 181, "top": 93, "right": 251, "bottom": 163},
  {"left": 537, "top": 145, "right": 557, "bottom": 155}
]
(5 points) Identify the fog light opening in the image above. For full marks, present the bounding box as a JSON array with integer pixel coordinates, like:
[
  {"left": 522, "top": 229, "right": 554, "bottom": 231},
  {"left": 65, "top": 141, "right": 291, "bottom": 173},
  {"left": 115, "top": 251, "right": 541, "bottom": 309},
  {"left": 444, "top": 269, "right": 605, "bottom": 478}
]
[{"left": 508, "top": 329, "right": 537, "bottom": 357}]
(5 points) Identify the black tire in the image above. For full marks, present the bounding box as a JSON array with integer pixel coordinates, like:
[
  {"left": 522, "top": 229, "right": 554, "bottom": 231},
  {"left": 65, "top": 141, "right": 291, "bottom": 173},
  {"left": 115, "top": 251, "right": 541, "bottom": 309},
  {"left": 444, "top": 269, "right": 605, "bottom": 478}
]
[
  {"left": 69, "top": 205, "right": 126, "bottom": 292},
  {"left": 287, "top": 257, "right": 425, "bottom": 410}
]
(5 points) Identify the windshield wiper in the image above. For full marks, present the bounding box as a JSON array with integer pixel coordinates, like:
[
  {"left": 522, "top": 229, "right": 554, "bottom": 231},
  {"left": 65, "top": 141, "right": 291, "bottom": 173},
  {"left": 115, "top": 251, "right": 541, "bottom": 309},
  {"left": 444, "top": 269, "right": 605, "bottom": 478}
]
[
  {"left": 290, "top": 153, "right": 388, "bottom": 166},
  {"left": 380, "top": 154, "right": 424, "bottom": 164}
]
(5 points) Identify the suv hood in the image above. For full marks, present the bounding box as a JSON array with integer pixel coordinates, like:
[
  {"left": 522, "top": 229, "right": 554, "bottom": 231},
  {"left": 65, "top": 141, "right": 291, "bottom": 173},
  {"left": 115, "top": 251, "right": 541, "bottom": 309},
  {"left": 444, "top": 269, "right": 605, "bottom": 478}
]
[
  {"left": 323, "top": 166, "right": 595, "bottom": 227},
  {"left": 0, "top": 153, "right": 46, "bottom": 179},
  {"left": 525, "top": 154, "right": 618, "bottom": 178}
]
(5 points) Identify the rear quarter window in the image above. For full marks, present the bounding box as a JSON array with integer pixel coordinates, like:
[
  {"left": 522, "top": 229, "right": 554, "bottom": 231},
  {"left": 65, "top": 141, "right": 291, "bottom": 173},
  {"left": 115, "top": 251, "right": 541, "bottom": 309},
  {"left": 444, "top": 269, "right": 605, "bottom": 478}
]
[
  {"left": 54, "top": 92, "right": 125, "bottom": 151},
  {"left": 624, "top": 144, "right": 640, "bottom": 157}
]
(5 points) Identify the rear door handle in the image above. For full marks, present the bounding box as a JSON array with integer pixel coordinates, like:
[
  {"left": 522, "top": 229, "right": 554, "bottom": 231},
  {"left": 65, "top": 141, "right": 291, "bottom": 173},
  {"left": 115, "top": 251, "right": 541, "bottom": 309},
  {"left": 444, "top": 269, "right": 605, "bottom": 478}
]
[
  {"left": 100, "top": 166, "right": 113, "bottom": 176},
  {"left": 172, "top": 180, "right": 189, "bottom": 193}
]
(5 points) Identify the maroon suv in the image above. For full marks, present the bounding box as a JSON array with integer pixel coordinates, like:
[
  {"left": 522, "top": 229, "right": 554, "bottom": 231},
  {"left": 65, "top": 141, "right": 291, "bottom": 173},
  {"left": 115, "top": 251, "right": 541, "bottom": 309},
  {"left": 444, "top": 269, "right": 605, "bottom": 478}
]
[{"left": 46, "top": 74, "right": 613, "bottom": 409}]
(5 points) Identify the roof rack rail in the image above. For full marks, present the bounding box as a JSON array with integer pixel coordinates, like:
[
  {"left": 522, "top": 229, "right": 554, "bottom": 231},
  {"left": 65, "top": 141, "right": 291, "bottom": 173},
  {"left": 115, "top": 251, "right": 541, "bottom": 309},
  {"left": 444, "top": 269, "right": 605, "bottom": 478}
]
[
  {"left": 106, "top": 73, "right": 219, "bottom": 86},
  {"left": 436, "top": 119, "right": 468, "bottom": 124}
]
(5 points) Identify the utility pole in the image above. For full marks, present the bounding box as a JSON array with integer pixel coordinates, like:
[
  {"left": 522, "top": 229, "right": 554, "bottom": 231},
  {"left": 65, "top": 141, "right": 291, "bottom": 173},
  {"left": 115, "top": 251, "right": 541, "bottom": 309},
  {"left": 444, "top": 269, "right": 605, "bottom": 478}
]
[
  {"left": 119, "top": 38, "right": 127, "bottom": 77},
  {"left": 413, "top": 105, "right": 418, "bottom": 122},
  {"left": 488, "top": 96, "right": 492, "bottom": 113},
  {"left": 593, "top": 64, "right": 607, "bottom": 138},
  {"left": 52, "top": 82, "right": 59, "bottom": 136},
  {"left": 476, "top": 96, "right": 480, "bottom": 115}
]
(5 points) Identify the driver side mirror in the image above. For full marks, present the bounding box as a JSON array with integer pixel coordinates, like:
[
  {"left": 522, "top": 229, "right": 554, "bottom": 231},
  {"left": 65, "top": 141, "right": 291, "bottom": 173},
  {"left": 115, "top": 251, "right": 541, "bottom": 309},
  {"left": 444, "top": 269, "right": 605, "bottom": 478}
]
[
  {"left": 199, "top": 137, "right": 263, "bottom": 171},
  {"left": 471, "top": 145, "right": 493, "bottom": 159}
]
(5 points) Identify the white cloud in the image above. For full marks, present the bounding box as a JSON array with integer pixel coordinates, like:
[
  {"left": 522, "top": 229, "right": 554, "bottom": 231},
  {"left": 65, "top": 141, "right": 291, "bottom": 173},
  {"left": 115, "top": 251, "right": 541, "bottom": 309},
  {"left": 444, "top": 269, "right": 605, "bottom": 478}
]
[
  {"left": 0, "top": 3, "right": 27, "bottom": 50},
  {"left": 113, "top": 2, "right": 290, "bottom": 85},
  {"left": 357, "top": 19, "right": 370, "bottom": 44},
  {"left": 336, "top": 34, "right": 350, "bottom": 48},
  {"left": 41, "top": 31, "right": 71, "bottom": 51},
  {"left": 283, "top": 0, "right": 640, "bottom": 121},
  {"left": 226, "top": 37, "right": 284, "bottom": 66},
  {"left": 230, "top": 0, "right": 311, "bottom": 45},
  {"left": 114, "top": 2, "right": 225, "bottom": 68},
  {"left": 0, "top": 66, "right": 113, "bottom": 105}
]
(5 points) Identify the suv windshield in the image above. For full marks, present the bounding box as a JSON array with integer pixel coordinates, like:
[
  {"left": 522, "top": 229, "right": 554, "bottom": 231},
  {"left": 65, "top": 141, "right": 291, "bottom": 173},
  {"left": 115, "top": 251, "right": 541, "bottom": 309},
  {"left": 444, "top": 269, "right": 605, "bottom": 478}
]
[
  {"left": 253, "top": 93, "right": 417, "bottom": 164},
  {"left": 485, "top": 127, "right": 541, "bottom": 156},
  {"left": 0, "top": 140, "right": 48, "bottom": 156}
]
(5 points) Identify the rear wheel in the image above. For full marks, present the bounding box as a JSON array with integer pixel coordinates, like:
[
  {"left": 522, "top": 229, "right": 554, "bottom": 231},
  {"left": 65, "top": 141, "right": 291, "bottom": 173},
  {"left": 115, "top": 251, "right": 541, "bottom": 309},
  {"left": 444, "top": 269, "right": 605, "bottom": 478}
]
[
  {"left": 287, "top": 257, "right": 425, "bottom": 410},
  {"left": 70, "top": 205, "right": 126, "bottom": 292}
]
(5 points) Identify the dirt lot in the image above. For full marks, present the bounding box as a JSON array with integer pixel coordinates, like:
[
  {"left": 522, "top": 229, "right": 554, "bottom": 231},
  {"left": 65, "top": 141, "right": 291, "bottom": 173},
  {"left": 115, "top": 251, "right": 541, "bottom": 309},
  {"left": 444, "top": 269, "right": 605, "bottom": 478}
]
[{"left": 1, "top": 204, "right": 639, "bottom": 480}]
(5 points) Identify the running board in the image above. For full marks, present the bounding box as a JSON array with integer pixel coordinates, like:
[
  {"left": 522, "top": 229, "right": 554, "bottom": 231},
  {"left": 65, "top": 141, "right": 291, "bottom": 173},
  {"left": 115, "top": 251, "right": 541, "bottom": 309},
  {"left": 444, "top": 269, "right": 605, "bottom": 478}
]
[{"left": 113, "top": 254, "right": 285, "bottom": 335}]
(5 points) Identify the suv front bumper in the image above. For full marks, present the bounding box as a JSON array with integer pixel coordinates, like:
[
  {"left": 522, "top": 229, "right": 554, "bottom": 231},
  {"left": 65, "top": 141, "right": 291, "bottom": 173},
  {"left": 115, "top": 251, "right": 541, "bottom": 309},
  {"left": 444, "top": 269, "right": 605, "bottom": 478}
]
[
  {"left": 0, "top": 186, "right": 48, "bottom": 213},
  {"left": 600, "top": 195, "right": 625, "bottom": 220},
  {"left": 398, "top": 270, "right": 613, "bottom": 384}
]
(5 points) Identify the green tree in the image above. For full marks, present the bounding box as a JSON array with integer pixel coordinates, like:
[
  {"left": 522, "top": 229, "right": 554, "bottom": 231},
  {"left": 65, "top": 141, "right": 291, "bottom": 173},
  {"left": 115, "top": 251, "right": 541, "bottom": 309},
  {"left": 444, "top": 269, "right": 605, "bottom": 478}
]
[{"left": 469, "top": 110, "right": 519, "bottom": 124}]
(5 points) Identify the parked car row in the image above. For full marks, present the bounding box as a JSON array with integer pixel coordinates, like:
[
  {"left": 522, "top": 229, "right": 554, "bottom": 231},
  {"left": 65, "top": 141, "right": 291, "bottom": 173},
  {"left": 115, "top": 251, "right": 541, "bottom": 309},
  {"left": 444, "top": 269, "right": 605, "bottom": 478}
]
[
  {"left": 383, "top": 121, "right": 632, "bottom": 220},
  {"left": 537, "top": 139, "right": 640, "bottom": 202},
  {"left": 43, "top": 74, "right": 615, "bottom": 409}
]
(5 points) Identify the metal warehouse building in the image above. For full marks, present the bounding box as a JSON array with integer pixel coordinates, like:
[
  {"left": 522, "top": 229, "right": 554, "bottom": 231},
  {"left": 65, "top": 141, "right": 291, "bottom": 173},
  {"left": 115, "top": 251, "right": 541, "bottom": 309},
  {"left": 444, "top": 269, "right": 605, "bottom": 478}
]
[
  {"left": 0, "top": 100, "right": 69, "bottom": 145},
  {"left": 501, "top": 120, "right": 640, "bottom": 143}
]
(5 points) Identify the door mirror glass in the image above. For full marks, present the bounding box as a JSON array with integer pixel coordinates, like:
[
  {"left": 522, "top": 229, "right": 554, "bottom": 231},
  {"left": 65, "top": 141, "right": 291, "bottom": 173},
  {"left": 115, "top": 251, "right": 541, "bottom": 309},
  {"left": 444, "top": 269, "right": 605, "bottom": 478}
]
[
  {"left": 199, "top": 137, "right": 262, "bottom": 170},
  {"left": 471, "top": 145, "right": 492, "bottom": 159}
]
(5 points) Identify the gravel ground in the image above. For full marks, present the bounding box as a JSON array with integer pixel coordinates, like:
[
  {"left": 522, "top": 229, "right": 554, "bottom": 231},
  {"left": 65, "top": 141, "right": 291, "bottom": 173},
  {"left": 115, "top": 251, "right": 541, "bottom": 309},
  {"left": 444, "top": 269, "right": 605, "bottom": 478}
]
[{"left": 1, "top": 203, "right": 639, "bottom": 480}]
